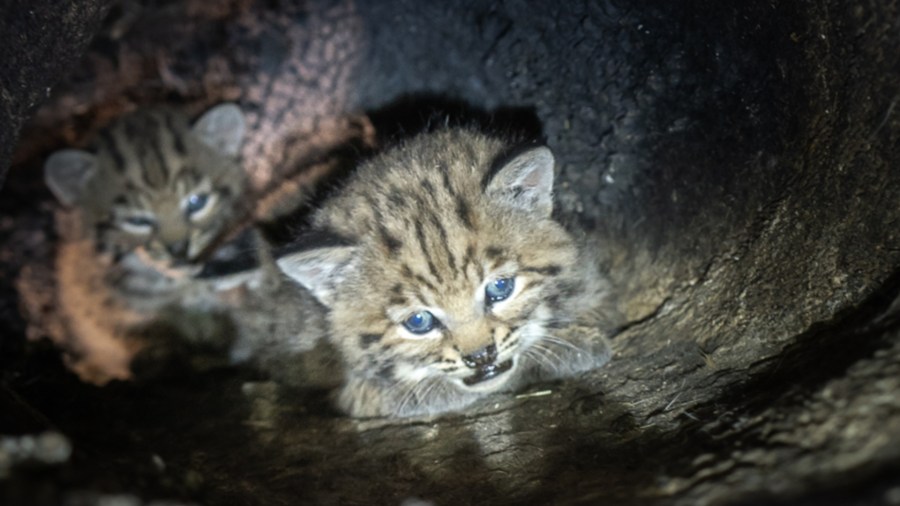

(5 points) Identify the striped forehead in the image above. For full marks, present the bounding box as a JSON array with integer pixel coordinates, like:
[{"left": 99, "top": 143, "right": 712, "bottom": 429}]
[
  {"left": 371, "top": 167, "right": 481, "bottom": 249},
  {"left": 97, "top": 111, "right": 192, "bottom": 190},
  {"left": 371, "top": 221, "right": 518, "bottom": 312}
]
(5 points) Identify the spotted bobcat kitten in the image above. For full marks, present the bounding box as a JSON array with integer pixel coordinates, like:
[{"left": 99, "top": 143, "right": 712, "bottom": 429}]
[
  {"left": 278, "top": 129, "right": 613, "bottom": 417},
  {"left": 37, "top": 104, "right": 248, "bottom": 381},
  {"left": 45, "top": 104, "right": 247, "bottom": 277}
]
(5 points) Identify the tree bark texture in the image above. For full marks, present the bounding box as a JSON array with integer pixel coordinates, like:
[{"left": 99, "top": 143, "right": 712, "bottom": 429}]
[
  {"left": 0, "top": 1, "right": 110, "bottom": 187},
  {"left": 1, "top": 1, "right": 900, "bottom": 505}
]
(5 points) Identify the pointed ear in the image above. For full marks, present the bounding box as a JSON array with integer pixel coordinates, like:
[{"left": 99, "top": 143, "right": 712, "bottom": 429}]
[
  {"left": 192, "top": 103, "right": 245, "bottom": 157},
  {"left": 276, "top": 246, "right": 356, "bottom": 307},
  {"left": 44, "top": 149, "right": 98, "bottom": 206},
  {"left": 485, "top": 146, "right": 555, "bottom": 217}
]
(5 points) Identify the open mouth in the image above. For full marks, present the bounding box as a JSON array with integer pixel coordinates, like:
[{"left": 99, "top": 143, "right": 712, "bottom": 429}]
[
  {"left": 133, "top": 247, "right": 200, "bottom": 279},
  {"left": 463, "top": 360, "right": 514, "bottom": 386}
]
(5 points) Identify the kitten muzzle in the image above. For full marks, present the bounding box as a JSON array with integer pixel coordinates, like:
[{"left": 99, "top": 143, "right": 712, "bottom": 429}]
[{"left": 462, "top": 359, "right": 514, "bottom": 386}]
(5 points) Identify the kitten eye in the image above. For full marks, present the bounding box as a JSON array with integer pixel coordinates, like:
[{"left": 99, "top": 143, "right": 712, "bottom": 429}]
[
  {"left": 183, "top": 192, "right": 218, "bottom": 222},
  {"left": 184, "top": 193, "right": 210, "bottom": 216},
  {"left": 120, "top": 215, "right": 156, "bottom": 234},
  {"left": 485, "top": 277, "right": 515, "bottom": 304},
  {"left": 402, "top": 311, "right": 438, "bottom": 335}
]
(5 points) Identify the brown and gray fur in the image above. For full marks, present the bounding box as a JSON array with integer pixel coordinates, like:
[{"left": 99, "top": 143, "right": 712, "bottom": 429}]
[
  {"left": 35, "top": 104, "right": 253, "bottom": 382},
  {"left": 25, "top": 227, "right": 332, "bottom": 384},
  {"left": 45, "top": 104, "right": 248, "bottom": 273},
  {"left": 204, "top": 243, "right": 336, "bottom": 390},
  {"left": 278, "top": 128, "right": 614, "bottom": 418}
]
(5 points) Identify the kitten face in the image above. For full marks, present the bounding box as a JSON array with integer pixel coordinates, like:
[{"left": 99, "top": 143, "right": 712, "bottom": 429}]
[
  {"left": 336, "top": 211, "right": 578, "bottom": 404},
  {"left": 280, "top": 129, "right": 598, "bottom": 417},
  {"left": 44, "top": 104, "right": 247, "bottom": 269}
]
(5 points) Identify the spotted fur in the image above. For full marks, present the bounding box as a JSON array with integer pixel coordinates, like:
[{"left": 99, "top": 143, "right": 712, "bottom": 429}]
[
  {"left": 279, "top": 129, "right": 613, "bottom": 417},
  {"left": 38, "top": 104, "right": 250, "bottom": 382},
  {"left": 45, "top": 104, "right": 247, "bottom": 272}
]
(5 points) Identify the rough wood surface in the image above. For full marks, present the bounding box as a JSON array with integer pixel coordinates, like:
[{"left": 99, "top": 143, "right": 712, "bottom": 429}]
[
  {"left": 0, "top": 1, "right": 110, "bottom": 186},
  {"left": 2, "top": 0, "right": 900, "bottom": 505},
  {"left": 11, "top": 0, "right": 373, "bottom": 198}
]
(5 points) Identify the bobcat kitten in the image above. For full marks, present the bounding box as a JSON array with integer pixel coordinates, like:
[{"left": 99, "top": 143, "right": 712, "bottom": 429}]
[
  {"left": 278, "top": 128, "right": 613, "bottom": 417},
  {"left": 45, "top": 104, "right": 247, "bottom": 276},
  {"left": 37, "top": 104, "right": 248, "bottom": 381}
]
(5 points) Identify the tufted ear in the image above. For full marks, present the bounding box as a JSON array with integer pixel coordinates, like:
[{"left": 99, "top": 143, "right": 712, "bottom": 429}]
[
  {"left": 485, "top": 146, "right": 555, "bottom": 218},
  {"left": 276, "top": 245, "right": 356, "bottom": 308},
  {"left": 192, "top": 103, "right": 246, "bottom": 157},
  {"left": 44, "top": 149, "right": 99, "bottom": 206}
]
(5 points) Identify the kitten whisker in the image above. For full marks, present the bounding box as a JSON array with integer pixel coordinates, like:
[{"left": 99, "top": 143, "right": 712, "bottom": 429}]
[
  {"left": 392, "top": 377, "right": 425, "bottom": 415},
  {"left": 525, "top": 343, "right": 565, "bottom": 375},
  {"left": 539, "top": 317, "right": 579, "bottom": 329},
  {"left": 419, "top": 377, "right": 449, "bottom": 413},
  {"left": 539, "top": 334, "right": 591, "bottom": 355}
]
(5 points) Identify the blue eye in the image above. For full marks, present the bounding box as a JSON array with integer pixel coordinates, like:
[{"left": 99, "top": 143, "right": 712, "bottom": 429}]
[
  {"left": 485, "top": 277, "right": 515, "bottom": 303},
  {"left": 124, "top": 216, "right": 156, "bottom": 228},
  {"left": 403, "top": 311, "right": 437, "bottom": 334},
  {"left": 185, "top": 193, "right": 210, "bottom": 216}
]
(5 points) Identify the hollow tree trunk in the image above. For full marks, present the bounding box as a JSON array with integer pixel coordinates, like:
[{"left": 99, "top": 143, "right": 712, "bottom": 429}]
[{"left": 2, "top": 1, "right": 900, "bottom": 505}]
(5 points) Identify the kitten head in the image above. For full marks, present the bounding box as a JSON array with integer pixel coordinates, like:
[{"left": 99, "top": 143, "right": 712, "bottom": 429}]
[
  {"left": 44, "top": 104, "right": 247, "bottom": 267},
  {"left": 279, "top": 129, "right": 582, "bottom": 416}
]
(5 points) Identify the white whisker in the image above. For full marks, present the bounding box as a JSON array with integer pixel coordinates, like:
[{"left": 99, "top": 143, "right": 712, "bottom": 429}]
[
  {"left": 417, "top": 377, "right": 444, "bottom": 412},
  {"left": 524, "top": 343, "right": 564, "bottom": 375},
  {"left": 393, "top": 377, "right": 425, "bottom": 415},
  {"left": 530, "top": 340, "right": 567, "bottom": 362},
  {"left": 539, "top": 334, "right": 591, "bottom": 355}
]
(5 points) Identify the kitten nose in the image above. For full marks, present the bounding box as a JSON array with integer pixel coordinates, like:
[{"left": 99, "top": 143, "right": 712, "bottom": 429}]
[
  {"left": 462, "top": 344, "right": 498, "bottom": 369},
  {"left": 165, "top": 239, "right": 189, "bottom": 258}
]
